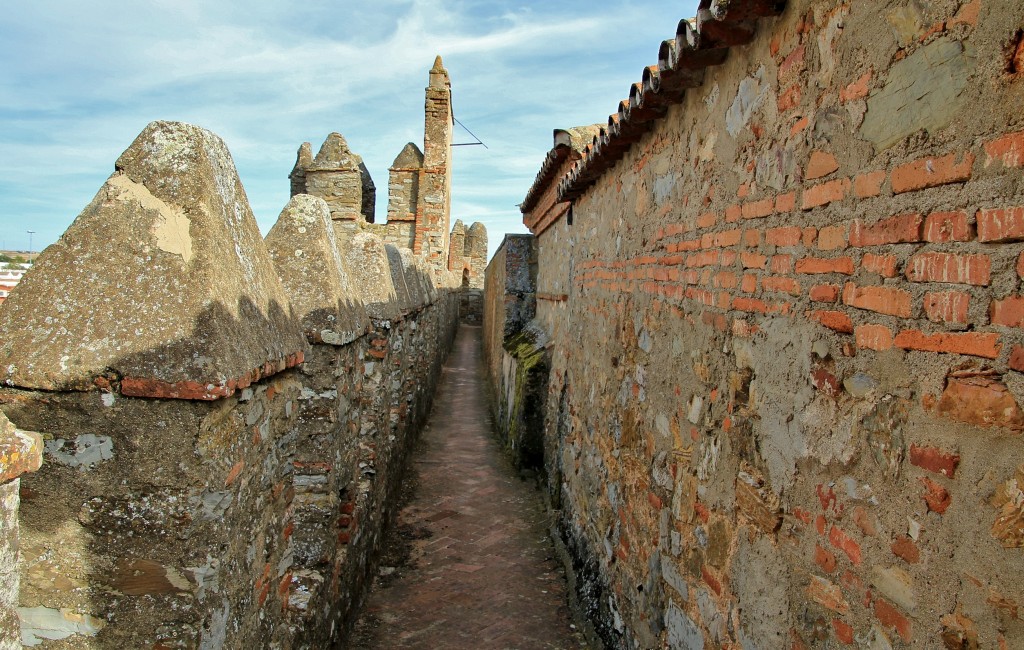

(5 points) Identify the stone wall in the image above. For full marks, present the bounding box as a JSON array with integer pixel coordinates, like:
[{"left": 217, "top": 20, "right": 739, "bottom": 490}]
[
  {"left": 1, "top": 121, "right": 459, "bottom": 648},
  {"left": 483, "top": 235, "right": 541, "bottom": 470},
  {"left": 492, "top": 1, "right": 1024, "bottom": 647},
  {"left": 0, "top": 413, "right": 41, "bottom": 649}
]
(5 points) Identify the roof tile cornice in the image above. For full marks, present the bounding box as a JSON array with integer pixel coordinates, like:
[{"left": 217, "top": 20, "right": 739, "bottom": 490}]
[{"left": 550, "top": 0, "right": 786, "bottom": 204}]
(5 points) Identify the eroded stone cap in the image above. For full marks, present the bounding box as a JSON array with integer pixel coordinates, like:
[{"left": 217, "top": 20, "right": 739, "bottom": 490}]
[
  {"left": 266, "top": 194, "right": 371, "bottom": 345},
  {"left": 343, "top": 232, "right": 401, "bottom": 322},
  {"left": 0, "top": 120, "right": 307, "bottom": 398}
]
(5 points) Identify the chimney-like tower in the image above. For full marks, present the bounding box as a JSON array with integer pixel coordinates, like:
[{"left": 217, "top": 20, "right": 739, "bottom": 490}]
[{"left": 413, "top": 55, "right": 454, "bottom": 276}]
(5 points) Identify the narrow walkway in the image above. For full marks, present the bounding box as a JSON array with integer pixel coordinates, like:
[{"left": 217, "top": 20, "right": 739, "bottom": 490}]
[{"left": 349, "top": 325, "right": 587, "bottom": 649}]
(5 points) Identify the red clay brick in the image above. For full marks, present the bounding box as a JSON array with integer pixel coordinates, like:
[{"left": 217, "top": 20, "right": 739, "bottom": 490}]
[
  {"left": 744, "top": 229, "right": 762, "bottom": 248},
  {"left": 741, "top": 274, "right": 758, "bottom": 293},
  {"left": 894, "top": 330, "right": 1002, "bottom": 359},
  {"left": 790, "top": 115, "right": 810, "bottom": 137},
  {"left": 832, "top": 619, "right": 855, "bottom": 645},
  {"left": 924, "top": 210, "right": 972, "bottom": 243},
  {"left": 775, "top": 191, "right": 797, "bottom": 213},
  {"left": 779, "top": 43, "right": 806, "bottom": 80},
  {"left": 925, "top": 291, "right": 970, "bottom": 324},
  {"left": 802, "top": 178, "right": 851, "bottom": 210},
  {"left": 910, "top": 444, "right": 960, "bottom": 478},
  {"left": 849, "top": 213, "right": 923, "bottom": 246},
  {"left": 771, "top": 255, "right": 794, "bottom": 274},
  {"left": 767, "top": 226, "right": 803, "bottom": 247},
  {"left": 726, "top": 203, "right": 743, "bottom": 223},
  {"left": 697, "top": 212, "right": 718, "bottom": 229},
  {"left": 702, "top": 565, "right": 723, "bottom": 596},
  {"left": 714, "top": 271, "right": 739, "bottom": 289},
  {"left": 854, "top": 170, "right": 886, "bottom": 198},
  {"left": 891, "top": 536, "right": 920, "bottom": 564},
  {"left": 809, "top": 284, "right": 841, "bottom": 303},
  {"left": 839, "top": 70, "right": 872, "bottom": 103},
  {"left": 855, "top": 324, "right": 894, "bottom": 351},
  {"left": 829, "top": 525, "right": 862, "bottom": 564},
  {"left": 815, "top": 543, "right": 838, "bottom": 573},
  {"left": 891, "top": 152, "right": 975, "bottom": 194},
  {"left": 809, "top": 310, "right": 854, "bottom": 334},
  {"left": 937, "top": 375, "right": 1024, "bottom": 429},
  {"left": 778, "top": 83, "right": 802, "bottom": 112},
  {"left": 742, "top": 198, "right": 776, "bottom": 220},
  {"left": 1012, "top": 345, "right": 1024, "bottom": 372},
  {"left": 796, "top": 256, "right": 855, "bottom": 275},
  {"left": 949, "top": 0, "right": 980, "bottom": 27},
  {"left": 806, "top": 150, "right": 840, "bottom": 180},
  {"left": 803, "top": 227, "right": 818, "bottom": 247},
  {"left": 842, "top": 283, "right": 913, "bottom": 317},
  {"left": 984, "top": 131, "right": 1024, "bottom": 168},
  {"left": 687, "top": 250, "right": 720, "bottom": 268},
  {"left": 874, "top": 598, "right": 913, "bottom": 643},
  {"left": 906, "top": 252, "right": 990, "bottom": 286},
  {"left": 763, "top": 276, "right": 801, "bottom": 295},
  {"left": 991, "top": 295, "right": 1024, "bottom": 327},
  {"left": 740, "top": 252, "right": 768, "bottom": 269},
  {"left": 807, "top": 576, "right": 850, "bottom": 614},
  {"left": 677, "top": 238, "right": 701, "bottom": 252},
  {"left": 920, "top": 476, "right": 952, "bottom": 514},
  {"left": 862, "top": 253, "right": 898, "bottom": 278},
  {"left": 977, "top": 206, "right": 1024, "bottom": 242},
  {"left": 817, "top": 225, "right": 848, "bottom": 250},
  {"left": 715, "top": 229, "right": 743, "bottom": 248},
  {"left": 852, "top": 506, "right": 877, "bottom": 537}
]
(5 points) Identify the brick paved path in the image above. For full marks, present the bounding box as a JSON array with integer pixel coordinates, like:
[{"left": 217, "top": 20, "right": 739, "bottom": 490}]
[{"left": 348, "top": 325, "right": 587, "bottom": 650}]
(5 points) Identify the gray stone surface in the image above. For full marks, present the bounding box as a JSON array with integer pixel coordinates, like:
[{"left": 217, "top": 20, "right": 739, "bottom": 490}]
[
  {"left": 0, "top": 120, "right": 306, "bottom": 393},
  {"left": 265, "top": 194, "right": 371, "bottom": 345},
  {"left": 861, "top": 38, "right": 975, "bottom": 150},
  {"left": 343, "top": 232, "right": 401, "bottom": 322},
  {"left": 385, "top": 245, "right": 413, "bottom": 314}
]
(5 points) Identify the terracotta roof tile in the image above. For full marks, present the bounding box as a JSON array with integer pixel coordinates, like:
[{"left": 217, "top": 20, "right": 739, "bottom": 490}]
[{"left": 520, "top": 0, "right": 786, "bottom": 209}]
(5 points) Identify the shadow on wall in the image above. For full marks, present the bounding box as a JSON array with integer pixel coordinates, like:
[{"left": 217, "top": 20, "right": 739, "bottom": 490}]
[{"left": 0, "top": 120, "right": 461, "bottom": 648}]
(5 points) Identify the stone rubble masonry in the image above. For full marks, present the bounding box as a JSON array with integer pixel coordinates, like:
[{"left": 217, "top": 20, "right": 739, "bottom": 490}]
[
  {"left": 482, "top": 235, "right": 544, "bottom": 470},
  {"left": 489, "top": 0, "right": 1024, "bottom": 648},
  {"left": 2, "top": 118, "right": 461, "bottom": 648},
  {"left": 0, "top": 412, "right": 41, "bottom": 649}
]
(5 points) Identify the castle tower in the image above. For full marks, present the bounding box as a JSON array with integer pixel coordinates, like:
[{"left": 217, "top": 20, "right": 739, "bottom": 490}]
[
  {"left": 414, "top": 55, "right": 454, "bottom": 276},
  {"left": 387, "top": 143, "right": 424, "bottom": 224},
  {"left": 290, "top": 132, "right": 376, "bottom": 240}
]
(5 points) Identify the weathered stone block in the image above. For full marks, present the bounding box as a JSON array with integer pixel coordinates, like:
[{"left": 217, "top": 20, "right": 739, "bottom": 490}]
[{"left": 0, "top": 121, "right": 306, "bottom": 396}]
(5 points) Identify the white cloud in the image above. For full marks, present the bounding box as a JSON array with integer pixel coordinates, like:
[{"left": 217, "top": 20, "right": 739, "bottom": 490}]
[{"left": 0, "top": 0, "right": 699, "bottom": 258}]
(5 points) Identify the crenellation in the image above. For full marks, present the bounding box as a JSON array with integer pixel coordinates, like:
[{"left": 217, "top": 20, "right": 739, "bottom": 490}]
[{"left": 0, "top": 67, "right": 464, "bottom": 645}]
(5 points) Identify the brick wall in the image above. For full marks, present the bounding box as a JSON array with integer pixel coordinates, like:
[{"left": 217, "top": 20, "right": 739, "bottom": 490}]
[{"left": 495, "top": 0, "right": 1024, "bottom": 647}]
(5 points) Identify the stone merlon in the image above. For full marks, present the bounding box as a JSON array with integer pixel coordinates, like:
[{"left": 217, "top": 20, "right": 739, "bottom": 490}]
[
  {"left": 0, "top": 120, "right": 307, "bottom": 398},
  {"left": 265, "top": 194, "right": 372, "bottom": 346}
]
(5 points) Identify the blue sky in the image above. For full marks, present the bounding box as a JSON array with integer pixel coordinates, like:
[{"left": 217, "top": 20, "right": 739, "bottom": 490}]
[{"left": 0, "top": 0, "right": 699, "bottom": 260}]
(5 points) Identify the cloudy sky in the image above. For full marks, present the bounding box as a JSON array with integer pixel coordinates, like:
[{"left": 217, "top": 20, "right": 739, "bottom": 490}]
[{"left": 0, "top": 0, "right": 699, "bottom": 260}]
